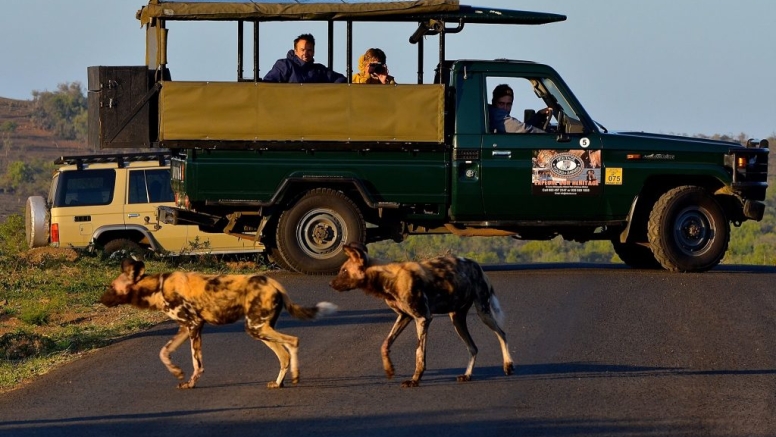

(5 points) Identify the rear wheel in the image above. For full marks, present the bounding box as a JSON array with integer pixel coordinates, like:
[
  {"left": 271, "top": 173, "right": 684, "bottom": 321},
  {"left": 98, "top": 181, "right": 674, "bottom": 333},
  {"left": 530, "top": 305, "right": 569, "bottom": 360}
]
[
  {"left": 647, "top": 186, "right": 729, "bottom": 272},
  {"left": 275, "top": 188, "right": 366, "bottom": 274},
  {"left": 267, "top": 245, "right": 295, "bottom": 272},
  {"left": 102, "top": 239, "right": 147, "bottom": 260},
  {"left": 611, "top": 240, "right": 661, "bottom": 269}
]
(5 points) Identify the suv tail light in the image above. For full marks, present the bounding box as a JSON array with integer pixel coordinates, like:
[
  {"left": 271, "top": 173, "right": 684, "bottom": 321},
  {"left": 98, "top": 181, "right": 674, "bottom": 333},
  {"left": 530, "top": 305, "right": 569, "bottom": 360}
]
[{"left": 50, "top": 223, "right": 60, "bottom": 244}]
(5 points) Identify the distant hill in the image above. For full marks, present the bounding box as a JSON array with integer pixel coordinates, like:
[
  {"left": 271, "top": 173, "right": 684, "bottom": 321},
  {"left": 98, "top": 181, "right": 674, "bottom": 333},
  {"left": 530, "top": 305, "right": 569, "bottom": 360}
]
[
  {"left": 0, "top": 96, "right": 89, "bottom": 156},
  {"left": 0, "top": 96, "right": 91, "bottom": 221}
]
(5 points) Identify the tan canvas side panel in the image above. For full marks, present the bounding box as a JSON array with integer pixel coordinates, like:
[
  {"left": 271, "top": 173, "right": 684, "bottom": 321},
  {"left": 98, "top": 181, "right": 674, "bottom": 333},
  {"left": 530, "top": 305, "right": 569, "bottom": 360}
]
[
  {"left": 160, "top": 82, "right": 260, "bottom": 140},
  {"left": 160, "top": 82, "right": 444, "bottom": 143}
]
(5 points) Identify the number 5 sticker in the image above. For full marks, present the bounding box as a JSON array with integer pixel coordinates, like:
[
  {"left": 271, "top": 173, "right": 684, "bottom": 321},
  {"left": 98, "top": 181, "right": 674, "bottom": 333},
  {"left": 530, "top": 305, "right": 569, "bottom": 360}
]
[
  {"left": 580, "top": 137, "right": 590, "bottom": 148},
  {"left": 605, "top": 168, "right": 623, "bottom": 185}
]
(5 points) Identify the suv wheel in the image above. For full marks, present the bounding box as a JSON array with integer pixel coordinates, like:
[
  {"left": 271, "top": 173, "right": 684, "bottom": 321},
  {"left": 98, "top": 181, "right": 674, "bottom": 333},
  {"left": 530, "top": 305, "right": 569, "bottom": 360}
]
[
  {"left": 25, "top": 196, "right": 50, "bottom": 249},
  {"left": 275, "top": 188, "right": 366, "bottom": 274},
  {"left": 647, "top": 186, "right": 729, "bottom": 272},
  {"left": 102, "top": 239, "right": 147, "bottom": 260}
]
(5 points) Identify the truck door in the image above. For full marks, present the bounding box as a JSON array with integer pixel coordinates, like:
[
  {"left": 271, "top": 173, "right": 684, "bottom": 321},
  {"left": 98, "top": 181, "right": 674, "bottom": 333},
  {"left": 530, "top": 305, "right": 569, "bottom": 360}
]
[{"left": 479, "top": 76, "right": 605, "bottom": 220}]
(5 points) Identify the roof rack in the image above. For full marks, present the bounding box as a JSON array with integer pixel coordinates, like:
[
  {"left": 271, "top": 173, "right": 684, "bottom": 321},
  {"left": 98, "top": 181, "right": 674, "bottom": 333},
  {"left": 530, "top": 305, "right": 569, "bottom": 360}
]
[{"left": 55, "top": 151, "right": 171, "bottom": 170}]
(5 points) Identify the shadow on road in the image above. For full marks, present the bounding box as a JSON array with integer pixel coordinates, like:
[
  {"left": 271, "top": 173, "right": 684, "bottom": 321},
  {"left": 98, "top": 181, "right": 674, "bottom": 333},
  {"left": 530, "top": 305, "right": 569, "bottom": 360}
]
[
  {"left": 484, "top": 262, "right": 776, "bottom": 274},
  {"left": 0, "top": 408, "right": 707, "bottom": 437}
]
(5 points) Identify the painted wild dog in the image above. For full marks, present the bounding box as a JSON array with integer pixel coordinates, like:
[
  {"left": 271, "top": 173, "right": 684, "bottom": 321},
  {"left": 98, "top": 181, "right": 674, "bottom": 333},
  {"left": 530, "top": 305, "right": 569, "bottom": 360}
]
[
  {"left": 329, "top": 242, "right": 514, "bottom": 387},
  {"left": 101, "top": 258, "right": 336, "bottom": 389}
]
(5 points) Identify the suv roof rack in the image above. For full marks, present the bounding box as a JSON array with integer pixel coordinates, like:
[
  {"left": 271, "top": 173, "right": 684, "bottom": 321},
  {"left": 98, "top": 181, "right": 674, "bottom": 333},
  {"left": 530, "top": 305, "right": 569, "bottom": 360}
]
[{"left": 55, "top": 151, "right": 171, "bottom": 170}]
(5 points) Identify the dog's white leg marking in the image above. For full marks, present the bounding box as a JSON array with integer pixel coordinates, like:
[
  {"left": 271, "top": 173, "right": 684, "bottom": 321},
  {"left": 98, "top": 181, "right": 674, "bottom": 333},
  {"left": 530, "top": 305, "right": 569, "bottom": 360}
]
[
  {"left": 479, "top": 296, "right": 514, "bottom": 375},
  {"left": 403, "top": 316, "right": 431, "bottom": 388},
  {"left": 382, "top": 313, "right": 412, "bottom": 379},
  {"left": 178, "top": 324, "right": 204, "bottom": 389},
  {"left": 160, "top": 326, "right": 189, "bottom": 382},
  {"left": 287, "top": 341, "right": 299, "bottom": 384},
  {"left": 449, "top": 310, "right": 478, "bottom": 382}
]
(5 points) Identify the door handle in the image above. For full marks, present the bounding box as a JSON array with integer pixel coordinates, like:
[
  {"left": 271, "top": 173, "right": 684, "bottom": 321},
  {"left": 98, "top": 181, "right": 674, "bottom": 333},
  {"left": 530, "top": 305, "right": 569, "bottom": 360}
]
[
  {"left": 127, "top": 213, "right": 140, "bottom": 218},
  {"left": 492, "top": 150, "right": 511, "bottom": 158}
]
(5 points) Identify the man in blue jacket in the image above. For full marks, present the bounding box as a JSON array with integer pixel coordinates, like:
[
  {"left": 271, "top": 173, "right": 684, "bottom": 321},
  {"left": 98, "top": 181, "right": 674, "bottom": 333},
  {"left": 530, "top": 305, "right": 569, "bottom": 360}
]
[{"left": 263, "top": 34, "right": 346, "bottom": 83}]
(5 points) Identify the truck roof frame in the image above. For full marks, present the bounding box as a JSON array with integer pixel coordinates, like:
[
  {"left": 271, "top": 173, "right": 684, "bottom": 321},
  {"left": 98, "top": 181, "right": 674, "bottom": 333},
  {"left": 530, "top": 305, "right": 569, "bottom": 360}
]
[{"left": 137, "top": 0, "right": 566, "bottom": 83}]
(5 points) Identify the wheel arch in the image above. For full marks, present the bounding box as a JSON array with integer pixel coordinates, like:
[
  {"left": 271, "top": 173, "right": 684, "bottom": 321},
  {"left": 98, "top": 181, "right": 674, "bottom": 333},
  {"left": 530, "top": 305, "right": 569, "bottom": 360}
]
[
  {"left": 91, "top": 225, "right": 162, "bottom": 251},
  {"left": 621, "top": 174, "right": 727, "bottom": 244},
  {"left": 270, "top": 176, "right": 397, "bottom": 212}
]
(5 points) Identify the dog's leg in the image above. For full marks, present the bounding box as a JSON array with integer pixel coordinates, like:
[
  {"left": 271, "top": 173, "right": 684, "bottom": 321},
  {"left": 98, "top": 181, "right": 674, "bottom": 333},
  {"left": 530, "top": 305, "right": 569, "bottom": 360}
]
[
  {"left": 476, "top": 302, "right": 514, "bottom": 376},
  {"left": 382, "top": 313, "right": 412, "bottom": 379},
  {"left": 449, "top": 309, "right": 478, "bottom": 382},
  {"left": 246, "top": 322, "right": 299, "bottom": 389},
  {"left": 403, "top": 316, "right": 431, "bottom": 388},
  {"left": 260, "top": 339, "right": 293, "bottom": 389},
  {"left": 178, "top": 324, "right": 204, "bottom": 389},
  {"left": 159, "top": 326, "right": 189, "bottom": 383}
]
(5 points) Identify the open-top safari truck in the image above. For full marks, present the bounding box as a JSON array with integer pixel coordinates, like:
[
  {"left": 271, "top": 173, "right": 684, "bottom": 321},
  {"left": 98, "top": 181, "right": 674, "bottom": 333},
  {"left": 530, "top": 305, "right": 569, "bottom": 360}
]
[{"left": 88, "top": 0, "right": 769, "bottom": 274}]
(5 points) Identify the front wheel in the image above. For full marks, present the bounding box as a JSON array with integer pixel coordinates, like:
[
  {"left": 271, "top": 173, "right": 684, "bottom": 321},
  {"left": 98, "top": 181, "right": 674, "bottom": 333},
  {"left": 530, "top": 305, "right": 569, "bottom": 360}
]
[
  {"left": 275, "top": 188, "right": 366, "bottom": 274},
  {"left": 647, "top": 186, "right": 729, "bottom": 272}
]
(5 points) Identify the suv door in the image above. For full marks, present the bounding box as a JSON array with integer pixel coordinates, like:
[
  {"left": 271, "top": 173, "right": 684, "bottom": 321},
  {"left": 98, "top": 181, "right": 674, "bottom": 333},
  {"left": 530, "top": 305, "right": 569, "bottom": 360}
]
[
  {"left": 126, "top": 168, "right": 190, "bottom": 252},
  {"left": 127, "top": 168, "right": 258, "bottom": 254}
]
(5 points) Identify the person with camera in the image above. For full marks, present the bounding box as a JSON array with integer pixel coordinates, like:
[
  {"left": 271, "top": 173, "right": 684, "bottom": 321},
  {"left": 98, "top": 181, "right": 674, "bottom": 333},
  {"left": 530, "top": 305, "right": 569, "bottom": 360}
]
[{"left": 353, "top": 48, "right": 396, "bottom": 85}]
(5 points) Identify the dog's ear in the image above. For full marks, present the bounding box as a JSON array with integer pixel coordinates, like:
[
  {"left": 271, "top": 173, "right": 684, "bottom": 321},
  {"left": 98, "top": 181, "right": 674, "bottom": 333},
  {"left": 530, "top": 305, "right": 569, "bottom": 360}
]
[
  {"left": 345, "top": 241, "right": 369, "bottom": 254},
  {"left": 343, "top": 242, "right": 368, "bottom": 264},
  {"left": 121, "top": 258, "right": 145, "bottom": 283}
]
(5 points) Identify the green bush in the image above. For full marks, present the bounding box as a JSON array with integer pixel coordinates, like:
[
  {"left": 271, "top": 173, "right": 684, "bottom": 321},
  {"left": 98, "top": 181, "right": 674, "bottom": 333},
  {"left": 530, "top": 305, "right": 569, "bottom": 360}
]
[
  {"left": 0, "top": 214, "right": 26, "bottom": 257},
  {"left": 18, "top": 304, "right": 50, "bottom": 326},
  {"left": 0, "top": 121, "right": 17, "bottom": 133}
]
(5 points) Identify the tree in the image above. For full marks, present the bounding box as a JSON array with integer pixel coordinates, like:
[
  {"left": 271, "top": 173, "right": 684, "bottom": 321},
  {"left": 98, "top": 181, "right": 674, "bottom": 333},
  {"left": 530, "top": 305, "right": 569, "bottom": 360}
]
[
  {"left": 0, "top": 121, "right": 17, "bottom": 133},
  {"left": 31, "top": 82, "right": 88, "bottom": 141},
  {"left": 2, "top": 161, "right": 35, "bottom": 191}
]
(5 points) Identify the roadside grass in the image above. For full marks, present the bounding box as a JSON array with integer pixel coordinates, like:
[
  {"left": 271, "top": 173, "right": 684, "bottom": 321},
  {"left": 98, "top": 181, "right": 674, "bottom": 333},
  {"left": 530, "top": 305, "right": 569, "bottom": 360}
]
[{"left": 0, "top": 214, "right": 271, "bottom": 393}]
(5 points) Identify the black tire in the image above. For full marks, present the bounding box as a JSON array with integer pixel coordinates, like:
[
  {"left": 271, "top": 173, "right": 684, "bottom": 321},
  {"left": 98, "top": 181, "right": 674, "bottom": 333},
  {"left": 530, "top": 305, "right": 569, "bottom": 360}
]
[
  {"left": 102, "top": 239, "right": 147, "bottom": 260},
  {"left": 611, "top": 240, "right": 662, "bottom": 269},
  {"left": 275, "top": 188, "right": 366, "bottom": 275},
  {"left": 267, "top": 246, "right": 295, "bottom": 272},
  {"left": 647, "top": 186, "right": 729, "bottom": 272}
]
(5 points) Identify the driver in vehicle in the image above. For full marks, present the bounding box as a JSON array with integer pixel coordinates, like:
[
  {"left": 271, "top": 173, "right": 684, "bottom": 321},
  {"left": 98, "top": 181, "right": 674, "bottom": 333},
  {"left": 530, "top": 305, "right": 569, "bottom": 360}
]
[{"left": 488, "top": 84, "right": 550, "bottom": 134}]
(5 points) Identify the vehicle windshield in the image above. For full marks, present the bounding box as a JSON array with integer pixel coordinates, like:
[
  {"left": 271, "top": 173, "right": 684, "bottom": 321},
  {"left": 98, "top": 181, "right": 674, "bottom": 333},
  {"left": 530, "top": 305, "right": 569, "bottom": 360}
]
[{"left": 541, "top": 78, "right": 582, "bottom": 124}]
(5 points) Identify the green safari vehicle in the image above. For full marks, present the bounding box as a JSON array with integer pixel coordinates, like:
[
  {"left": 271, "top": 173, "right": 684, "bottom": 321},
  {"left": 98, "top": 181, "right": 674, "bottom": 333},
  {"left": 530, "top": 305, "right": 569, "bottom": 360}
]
[{"left": 87, "top": 0, "right": 769, "bottom": 274}]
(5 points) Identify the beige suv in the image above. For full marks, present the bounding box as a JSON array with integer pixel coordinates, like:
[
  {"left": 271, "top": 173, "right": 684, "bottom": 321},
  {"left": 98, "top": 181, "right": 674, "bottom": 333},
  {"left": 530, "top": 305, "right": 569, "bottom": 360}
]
[{"left": 25, "top": 152, "right": 263, "bottom": 257}]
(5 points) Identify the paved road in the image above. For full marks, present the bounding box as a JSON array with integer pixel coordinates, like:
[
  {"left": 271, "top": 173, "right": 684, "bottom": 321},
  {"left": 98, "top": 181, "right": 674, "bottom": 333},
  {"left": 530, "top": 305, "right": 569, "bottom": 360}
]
[{"left": 2, "top": 264, "right": 776, "bottom": 437}]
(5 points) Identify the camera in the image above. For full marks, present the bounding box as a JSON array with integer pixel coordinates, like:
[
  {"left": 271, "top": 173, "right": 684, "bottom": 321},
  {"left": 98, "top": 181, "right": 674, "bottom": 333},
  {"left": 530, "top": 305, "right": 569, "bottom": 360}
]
[{"left": 369, "top": 62, "right": 386, "bottom": 75}]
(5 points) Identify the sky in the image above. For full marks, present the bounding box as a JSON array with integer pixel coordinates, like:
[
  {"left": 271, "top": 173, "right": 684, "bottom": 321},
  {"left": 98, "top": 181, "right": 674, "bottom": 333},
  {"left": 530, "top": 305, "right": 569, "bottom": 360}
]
[{"left": 1, "top": 0, "right": 774, "bottom": 137}]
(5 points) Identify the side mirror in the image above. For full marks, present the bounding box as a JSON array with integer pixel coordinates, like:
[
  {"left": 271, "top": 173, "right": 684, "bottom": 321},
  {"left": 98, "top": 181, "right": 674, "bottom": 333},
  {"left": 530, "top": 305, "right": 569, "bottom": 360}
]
[{"left": 523, "top": 109, "right": 536, "bottom": 124}]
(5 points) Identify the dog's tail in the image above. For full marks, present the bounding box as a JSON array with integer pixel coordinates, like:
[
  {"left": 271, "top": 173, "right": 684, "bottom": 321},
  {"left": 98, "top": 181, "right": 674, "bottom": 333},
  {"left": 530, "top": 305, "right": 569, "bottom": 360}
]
[
  {"left": 490, "top": 293, "right": 506, "bottom": 328},
  {"left": 481, "top": 268, "right": 505, "bottom": 328},
  {"left": 268, "top": 277, "right": 338, "bottom": 320}
]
